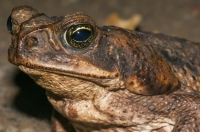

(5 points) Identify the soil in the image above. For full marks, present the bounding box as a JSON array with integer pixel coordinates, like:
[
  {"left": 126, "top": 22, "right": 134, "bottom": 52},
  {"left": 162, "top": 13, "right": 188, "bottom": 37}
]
[{"left": 1, "top": 0, "right": 200, "bottom": 131}]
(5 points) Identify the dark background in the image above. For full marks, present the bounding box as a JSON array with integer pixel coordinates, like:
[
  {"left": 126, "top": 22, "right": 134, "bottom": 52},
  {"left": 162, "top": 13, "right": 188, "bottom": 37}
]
[{"left": 1, "top": 0, "right": 200, "bottom": 131}]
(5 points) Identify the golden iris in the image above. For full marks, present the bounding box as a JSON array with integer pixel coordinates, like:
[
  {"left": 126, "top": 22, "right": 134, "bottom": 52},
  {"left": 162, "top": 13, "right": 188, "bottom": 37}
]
[{"left": 64, "top": 24, "right": 94, "bottom": 49}]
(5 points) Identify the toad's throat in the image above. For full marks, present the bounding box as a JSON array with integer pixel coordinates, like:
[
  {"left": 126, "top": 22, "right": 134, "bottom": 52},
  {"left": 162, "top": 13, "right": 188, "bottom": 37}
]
[{"left": 18, "top": 65, "right": 122, "bottom": 99}]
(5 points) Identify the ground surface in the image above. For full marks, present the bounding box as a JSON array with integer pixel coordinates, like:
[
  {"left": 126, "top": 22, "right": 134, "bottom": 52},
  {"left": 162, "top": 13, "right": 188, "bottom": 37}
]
[{"left": 1, "top": 0, "right": 200, "bottom": 131}]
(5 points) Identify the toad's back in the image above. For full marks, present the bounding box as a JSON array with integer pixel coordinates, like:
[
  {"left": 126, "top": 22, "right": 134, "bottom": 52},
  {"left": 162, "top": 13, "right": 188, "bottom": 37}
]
[{"left": 135, "top": 31, "right": 200, "bottom": 92}]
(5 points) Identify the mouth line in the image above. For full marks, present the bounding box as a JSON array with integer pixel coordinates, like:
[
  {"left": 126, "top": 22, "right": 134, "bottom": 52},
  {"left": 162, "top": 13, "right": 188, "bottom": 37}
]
[
  {"left": 18, "top": 65, "right": 117, "bottom": 86},
  {"left": 19, "top": 65, "right": 115, "bottom": 78}
]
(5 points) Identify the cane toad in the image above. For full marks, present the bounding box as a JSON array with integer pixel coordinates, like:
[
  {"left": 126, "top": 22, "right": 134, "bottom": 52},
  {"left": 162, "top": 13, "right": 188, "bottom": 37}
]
[{"left": 7, "top": 6, "right": 200, "bottom": 132}]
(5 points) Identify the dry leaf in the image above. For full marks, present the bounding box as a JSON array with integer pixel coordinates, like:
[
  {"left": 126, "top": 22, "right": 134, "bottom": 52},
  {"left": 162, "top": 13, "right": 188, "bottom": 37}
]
[{"left": 104, "top": 13, "right": 142, "bottom": 30}]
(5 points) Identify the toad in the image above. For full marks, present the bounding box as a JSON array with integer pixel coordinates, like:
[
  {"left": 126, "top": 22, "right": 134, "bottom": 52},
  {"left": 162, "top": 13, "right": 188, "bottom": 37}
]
[{"left": 7, "top": 6, "right": 200, "bottom": 132}]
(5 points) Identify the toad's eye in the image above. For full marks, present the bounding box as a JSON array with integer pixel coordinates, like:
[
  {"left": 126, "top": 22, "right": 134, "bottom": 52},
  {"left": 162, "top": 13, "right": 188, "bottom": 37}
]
[
  {"left": 63, "top": 24, "right": 94, "bottom": 49},
  {"left": 7, "top": 15, "right": 13, "bottom": 34}
]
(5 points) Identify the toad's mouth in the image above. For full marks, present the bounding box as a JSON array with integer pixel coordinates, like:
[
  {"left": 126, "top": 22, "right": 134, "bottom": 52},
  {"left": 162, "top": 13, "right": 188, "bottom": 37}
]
[{"left": 18, "top": 65, "right": 120, "bottom": 87}]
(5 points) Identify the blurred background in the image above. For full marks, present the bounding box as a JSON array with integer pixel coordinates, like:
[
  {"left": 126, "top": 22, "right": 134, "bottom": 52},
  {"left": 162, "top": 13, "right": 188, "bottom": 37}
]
[{"left": 1, "top": 0, "right": 200, "bottom": 131}]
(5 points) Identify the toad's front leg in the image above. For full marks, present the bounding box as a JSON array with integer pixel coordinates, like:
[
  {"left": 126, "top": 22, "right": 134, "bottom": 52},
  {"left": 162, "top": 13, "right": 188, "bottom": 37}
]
[
  {"left": 172, "top": 111, "right": 200, "bottom": 132},
  {"left": 51, "top": 110, "right": 75, "bottom": 132}
]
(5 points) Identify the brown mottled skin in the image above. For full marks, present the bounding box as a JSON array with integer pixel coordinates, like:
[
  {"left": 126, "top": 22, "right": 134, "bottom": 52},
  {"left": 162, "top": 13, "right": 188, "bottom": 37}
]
[{"left": 8, "top": 6, "right": 200, "bottom": 132}]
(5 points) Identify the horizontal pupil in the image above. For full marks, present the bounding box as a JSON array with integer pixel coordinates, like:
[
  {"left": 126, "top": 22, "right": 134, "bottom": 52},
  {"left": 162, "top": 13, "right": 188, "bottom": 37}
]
[{"left": 71, "top": 29, "right": 91, "bottom": 42}]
